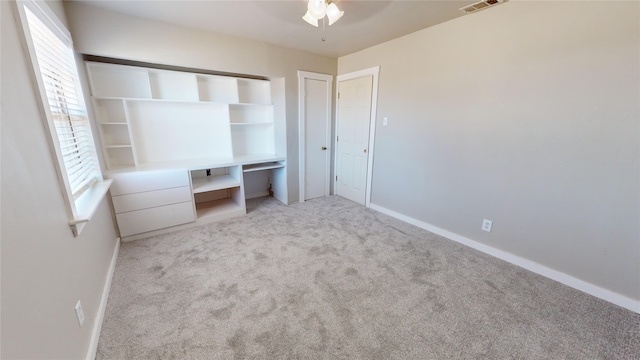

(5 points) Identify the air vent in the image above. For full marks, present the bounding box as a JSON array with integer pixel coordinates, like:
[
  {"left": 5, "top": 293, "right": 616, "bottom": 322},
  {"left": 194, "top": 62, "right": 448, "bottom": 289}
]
[{"left": 460, "top": 0, "right": 506, "bottom": 14}]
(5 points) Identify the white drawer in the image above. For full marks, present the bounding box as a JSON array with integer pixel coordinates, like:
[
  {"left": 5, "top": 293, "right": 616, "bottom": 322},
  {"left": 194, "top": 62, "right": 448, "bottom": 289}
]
[
  {"left": 112, "top": 186, "right": 192, "bottom": 214},
  {"left": 116, "top": 201, "right": 195, "bottom": 237},
  {"left": 109, "top": 169, "right": 190, "bottom": 196}
]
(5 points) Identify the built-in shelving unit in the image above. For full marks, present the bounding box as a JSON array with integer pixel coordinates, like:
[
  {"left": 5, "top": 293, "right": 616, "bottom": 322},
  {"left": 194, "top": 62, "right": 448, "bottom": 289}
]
[
  {"left": 86, "top": 62, "right": 279, "bottom": 168},
  {"left": 86, "top": 61, "right": 288, "bottom": 239}
]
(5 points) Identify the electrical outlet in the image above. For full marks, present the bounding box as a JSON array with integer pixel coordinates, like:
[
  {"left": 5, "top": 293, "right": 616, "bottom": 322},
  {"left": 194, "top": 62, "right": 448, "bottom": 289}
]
[
  {"left": 482, "top": 219, "right": 493, "bottom": 232},
  {"left": 74, "top": 300, "right": 85, "bottom": 327}
]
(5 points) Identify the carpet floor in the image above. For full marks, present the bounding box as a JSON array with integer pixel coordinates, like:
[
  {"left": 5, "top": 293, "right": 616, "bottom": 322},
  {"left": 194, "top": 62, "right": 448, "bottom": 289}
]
[{"left": 97, "top": 196, "right": 639, "bottom": 359}]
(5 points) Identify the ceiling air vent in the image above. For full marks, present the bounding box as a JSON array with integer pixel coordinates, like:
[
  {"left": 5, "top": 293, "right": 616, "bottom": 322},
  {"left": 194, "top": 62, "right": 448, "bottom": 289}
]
[{"left": 460, "top": 0, "right": 506, "bottom": 14}]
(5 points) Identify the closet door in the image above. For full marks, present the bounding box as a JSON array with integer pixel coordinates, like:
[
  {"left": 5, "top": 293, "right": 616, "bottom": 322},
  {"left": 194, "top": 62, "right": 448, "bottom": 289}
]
[
  {"left": 335, "top": 75, "right": 373, "bottom": 206},
  {"left": 299, "top": 71, "right": 333, "bottom": 201}
]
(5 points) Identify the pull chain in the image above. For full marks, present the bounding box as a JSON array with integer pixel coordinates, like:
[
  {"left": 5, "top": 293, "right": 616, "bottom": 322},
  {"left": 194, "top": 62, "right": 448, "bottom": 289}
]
[{"left": 322, "top": 17, "right": 326, "bottom": 42}]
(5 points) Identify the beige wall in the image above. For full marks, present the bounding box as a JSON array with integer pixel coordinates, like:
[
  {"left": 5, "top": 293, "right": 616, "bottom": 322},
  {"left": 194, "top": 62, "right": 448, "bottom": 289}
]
[
  {"left": 339, "top": 1, "right": 639, "bottom": 301},
  {"left": 63, "top": 2, "right": 338, "bottom": 203},
  {"left": 1, "top": 1, "right": 119, "bottom": 358}
]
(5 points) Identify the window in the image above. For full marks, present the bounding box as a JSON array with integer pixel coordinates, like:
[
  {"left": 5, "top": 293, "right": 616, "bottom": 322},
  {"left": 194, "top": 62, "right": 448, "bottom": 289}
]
[{"left": 18, "top": 0, "right": 111, "bottom": 236}]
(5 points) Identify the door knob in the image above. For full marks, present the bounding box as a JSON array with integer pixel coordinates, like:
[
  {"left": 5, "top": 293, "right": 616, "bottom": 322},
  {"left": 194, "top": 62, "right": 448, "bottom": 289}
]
[
  {"left": 322, "top": 146, "right": 327, "bottom": 150},
  {"left": 364, "top": 149, "right": 367, "bottom": 153}
]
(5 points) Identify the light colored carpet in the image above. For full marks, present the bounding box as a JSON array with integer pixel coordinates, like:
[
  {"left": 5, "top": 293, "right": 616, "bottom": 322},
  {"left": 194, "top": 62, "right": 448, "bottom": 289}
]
[{"left": 97, "top": 196, "right": 639, "bottom": 359}]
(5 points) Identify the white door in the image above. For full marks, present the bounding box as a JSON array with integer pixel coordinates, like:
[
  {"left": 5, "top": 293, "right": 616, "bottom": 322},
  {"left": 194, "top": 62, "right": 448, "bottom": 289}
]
[
  {"left": 298, "top": 71, "right": 333, "bottom": 202},
  {"left": 335, "top": 75, "right": 373, "bottom": 205}
]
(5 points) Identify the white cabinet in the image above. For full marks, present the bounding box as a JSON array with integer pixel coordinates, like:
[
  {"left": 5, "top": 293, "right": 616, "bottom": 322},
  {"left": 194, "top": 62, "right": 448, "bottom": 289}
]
[
  {"left": 116, "top": 202, "right": 195, "bottom": 238},
  {"left": 148, "top": 70, "right": 199, "bottom": 101},
  {"left": 112, "top": 187, "right": 192, "bottom": 213},
  {"left": 109, "top": 170, "right": 191, "bottom": 195},
  {"left": 109, "top": 169, "right": 196, "bottom": 237}
]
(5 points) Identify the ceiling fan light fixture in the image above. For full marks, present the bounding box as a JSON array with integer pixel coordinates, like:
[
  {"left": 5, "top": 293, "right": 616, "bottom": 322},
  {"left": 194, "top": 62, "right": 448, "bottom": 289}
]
[
  {"left": 307, "top": 0, "right": 327, "bottom": 19},
  {"left": 303, "top": 0, "right": 343, "bottom": 28},
  {"left": 326, "top": 3, "right": 343, "bottom": 26},
  {"left": 302, "top": 11, "right": 319, "bottom": 27}
]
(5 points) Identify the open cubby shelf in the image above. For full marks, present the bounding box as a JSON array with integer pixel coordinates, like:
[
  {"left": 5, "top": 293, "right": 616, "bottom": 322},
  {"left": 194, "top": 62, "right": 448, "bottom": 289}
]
[{"left": 195, "top": 197, "right": 244, "bottom": 219}]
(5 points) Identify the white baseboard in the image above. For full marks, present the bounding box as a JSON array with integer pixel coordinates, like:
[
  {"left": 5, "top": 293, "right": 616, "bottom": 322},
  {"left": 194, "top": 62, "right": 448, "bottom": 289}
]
[
  {"left": 369, "top": 203, "right": 640, "bottom": 314},
  {"left": 87, "top": 237, "right": 121, "bottom": 360}
]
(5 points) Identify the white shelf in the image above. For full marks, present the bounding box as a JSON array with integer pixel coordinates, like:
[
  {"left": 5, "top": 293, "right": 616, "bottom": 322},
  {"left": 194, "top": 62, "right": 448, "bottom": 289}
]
[
  {"left": 105, "top": 147, "right": 135, "bottom": 168},
  {"left": 105, "top": 144, "right": 132, "bottom": 149},
  {"left": 191, "top": 175, "right": 241, "bottom": 193},
  {"left": 230, "top": 123, "right": 272, "bottom": 126},
  {"left": 229, "top": 103, "right": 273, "bottom": 124},
  {"left": 231, "top": 125, "right": 275, "bottom": 157},
  {"left": 197, "top": 75, "right": 238, "bottom": 103},
  {"left": 243, "top": 162, "right": 285, "bottom": 173},
  {"left": 94, "top": 96, "right": 128, "bottom": 100},
  {"left": 94, "top": 98, "right": 126, "bottom": 122},
  {"left": 149, "top": 70, "right": 199, "bottom": 101},
  {"left": 195, "top": 197, "right": 244, "bottom": 219},
  {"left": 237, "top": 78, "right": 271, "bottom": 104},
  {"left": 231, "top": 102, "right": 274, "bottom": 107},
  {"left": 87, "top": 62, "right": 151, "bottom": 99}
]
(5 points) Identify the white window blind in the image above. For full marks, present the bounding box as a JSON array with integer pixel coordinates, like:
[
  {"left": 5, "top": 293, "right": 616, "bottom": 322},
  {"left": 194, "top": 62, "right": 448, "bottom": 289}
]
[{"left": 24, "top": 6, "right": 100, "bottom": 198}]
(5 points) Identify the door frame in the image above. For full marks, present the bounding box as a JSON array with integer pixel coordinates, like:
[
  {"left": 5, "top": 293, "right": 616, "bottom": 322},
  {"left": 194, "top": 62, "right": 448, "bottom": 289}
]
[
  {"left": 298, "top": 71, "right": 333, "bottom": 203},
  {"left": 334, "top": 66, "right": 380, "bottom": 207}
]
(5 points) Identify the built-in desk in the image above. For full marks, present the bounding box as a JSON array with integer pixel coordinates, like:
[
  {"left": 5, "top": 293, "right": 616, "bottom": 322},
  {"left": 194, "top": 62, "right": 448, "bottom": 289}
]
[{"left": 106, "top": 156, "right": 286, "bottom": 241}]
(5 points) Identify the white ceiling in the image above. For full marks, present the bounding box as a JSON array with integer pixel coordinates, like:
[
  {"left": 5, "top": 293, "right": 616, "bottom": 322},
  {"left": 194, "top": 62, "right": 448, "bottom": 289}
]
[{"left": 72, "top": 1, "right": 475, "bottom": 58}]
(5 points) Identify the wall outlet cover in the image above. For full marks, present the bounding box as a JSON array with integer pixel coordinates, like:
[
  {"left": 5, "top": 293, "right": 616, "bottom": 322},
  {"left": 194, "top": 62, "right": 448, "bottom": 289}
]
[
  {"left": 75, "top": 300, "right": 85, "bottom": 327},
  {"left": 482, "top": 219, "right": 493, "bottom": 232}
]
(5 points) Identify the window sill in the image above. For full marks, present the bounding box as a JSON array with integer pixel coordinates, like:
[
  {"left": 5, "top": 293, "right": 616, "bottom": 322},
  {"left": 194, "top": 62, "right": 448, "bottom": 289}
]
[{"left": 70, "top": 179, "right": 113, "bottom": 236}]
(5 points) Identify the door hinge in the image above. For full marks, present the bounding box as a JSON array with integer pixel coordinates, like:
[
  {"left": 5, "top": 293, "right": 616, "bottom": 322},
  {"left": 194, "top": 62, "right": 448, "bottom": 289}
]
[
  {"left": 338, "top": 92, "right": 340, "bottom": 99},
  {"left": 336, "top": 136, "right": 339, "bottom": 141},
  {"left": 336, "top": 175, "right": 338, "bottom": 181}
]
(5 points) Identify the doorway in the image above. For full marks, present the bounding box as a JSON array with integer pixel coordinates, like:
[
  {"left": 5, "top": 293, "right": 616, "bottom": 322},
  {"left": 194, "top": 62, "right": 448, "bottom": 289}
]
[
  {"left": 334, "top": 67, "right": 380, "bottom": 207},
  {"left": 298, "top": 71, "right": 333, "bottom": 202}
]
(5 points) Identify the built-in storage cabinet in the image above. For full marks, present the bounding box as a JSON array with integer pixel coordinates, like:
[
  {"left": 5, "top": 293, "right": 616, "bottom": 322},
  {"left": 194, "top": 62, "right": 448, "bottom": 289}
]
[
  {"left": 87, "top": 61, "right": 287, "bottom": 239},
  {"left": 109, "top": 170, "right": 195, "bottom": 237}
]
